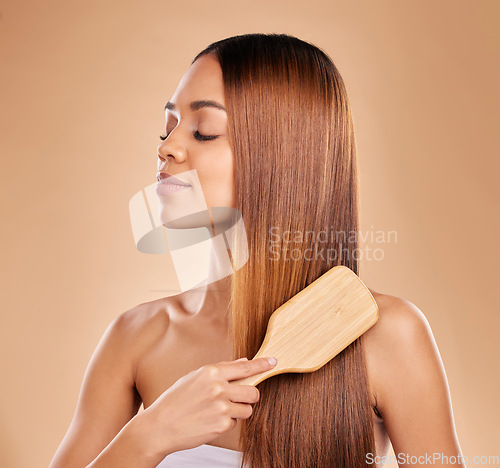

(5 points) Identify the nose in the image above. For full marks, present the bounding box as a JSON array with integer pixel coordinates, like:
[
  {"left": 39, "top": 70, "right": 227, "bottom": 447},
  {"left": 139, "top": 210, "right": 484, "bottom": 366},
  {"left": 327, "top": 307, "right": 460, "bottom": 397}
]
[{"left": 157, "top": 134, "right": 187, "bottom": 167}]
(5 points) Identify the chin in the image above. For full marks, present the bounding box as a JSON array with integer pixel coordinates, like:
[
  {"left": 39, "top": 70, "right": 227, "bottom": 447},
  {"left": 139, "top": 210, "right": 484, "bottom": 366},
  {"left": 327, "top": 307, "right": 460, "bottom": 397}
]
[{"left": 159, "top": 208, "right": 213, "bottom": 230}]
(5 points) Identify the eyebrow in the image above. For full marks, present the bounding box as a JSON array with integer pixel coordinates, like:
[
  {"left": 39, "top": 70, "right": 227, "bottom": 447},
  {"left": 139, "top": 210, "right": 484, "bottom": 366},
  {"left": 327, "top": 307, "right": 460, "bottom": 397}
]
[{"left": 164, "top": 100, "right": 227, "bottom": 113}]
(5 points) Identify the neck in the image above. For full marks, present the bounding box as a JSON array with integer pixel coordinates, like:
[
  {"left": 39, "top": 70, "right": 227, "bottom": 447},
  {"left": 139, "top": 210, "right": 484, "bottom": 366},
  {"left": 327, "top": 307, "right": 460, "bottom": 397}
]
[{"left": 174, "top": 228, "right": 234, "bottom": 327}]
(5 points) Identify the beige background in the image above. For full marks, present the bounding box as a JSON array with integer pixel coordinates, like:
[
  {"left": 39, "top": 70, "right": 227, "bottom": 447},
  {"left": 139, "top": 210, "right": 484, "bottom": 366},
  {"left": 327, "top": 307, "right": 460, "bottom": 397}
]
[{"left": 1, "top": 1, "right": 499, "bottom": 467}]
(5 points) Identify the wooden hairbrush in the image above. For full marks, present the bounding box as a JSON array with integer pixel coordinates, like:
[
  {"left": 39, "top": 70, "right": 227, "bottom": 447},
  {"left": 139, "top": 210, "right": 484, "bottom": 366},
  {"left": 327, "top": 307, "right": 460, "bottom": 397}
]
[{"left": 233, "top": 265, "right": 378, "bottom": 386}]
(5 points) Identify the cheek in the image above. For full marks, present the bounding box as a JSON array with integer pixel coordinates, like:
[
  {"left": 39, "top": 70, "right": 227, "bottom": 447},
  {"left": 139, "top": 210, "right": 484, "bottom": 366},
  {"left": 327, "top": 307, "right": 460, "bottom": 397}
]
[{"left": 196, "top": 149, "right": 234, "bottom": 206}]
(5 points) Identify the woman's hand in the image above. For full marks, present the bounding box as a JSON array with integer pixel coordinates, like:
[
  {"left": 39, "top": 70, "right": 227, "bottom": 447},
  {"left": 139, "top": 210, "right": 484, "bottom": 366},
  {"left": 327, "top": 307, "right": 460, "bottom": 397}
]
[{"left": 136, "top": 357, "right": 277, "bottom": 458}]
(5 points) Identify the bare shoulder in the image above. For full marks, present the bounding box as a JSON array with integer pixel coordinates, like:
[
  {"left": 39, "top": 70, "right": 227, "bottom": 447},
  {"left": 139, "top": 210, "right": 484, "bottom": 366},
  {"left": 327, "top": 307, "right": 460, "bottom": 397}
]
[
  {"left": 362, "top": 289, "right": 435, "bottom": 403},
  {"left": 48, "top": 298, "right": 176, "bottom": 468},
  {"left": 361, "top": 291, "right": 463, "bottom": 457},
  {"left": 111, "top": 298, "right": 173, "bottom": 376},
  {"left": 115, "top": 298, "right": 171, "bottom": 339},
  {"left": 364, "top": 289, "right": 431, "bottom": 344}
]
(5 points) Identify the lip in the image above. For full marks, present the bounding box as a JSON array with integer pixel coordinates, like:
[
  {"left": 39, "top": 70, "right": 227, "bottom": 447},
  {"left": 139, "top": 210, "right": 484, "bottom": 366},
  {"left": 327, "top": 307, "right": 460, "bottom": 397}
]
[
  {"left": 155, "top": 172, "right": 192, "bottom": 197},
  {"left": 156, "top": 172, "right": 191, "bottom": 186}
]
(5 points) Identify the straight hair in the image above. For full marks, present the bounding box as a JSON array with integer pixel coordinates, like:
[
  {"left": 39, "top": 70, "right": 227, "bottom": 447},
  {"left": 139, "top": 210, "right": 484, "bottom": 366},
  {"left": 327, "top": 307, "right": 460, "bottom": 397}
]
[{"left": 192, "top": 33, "right": 375, "bottom": 468}]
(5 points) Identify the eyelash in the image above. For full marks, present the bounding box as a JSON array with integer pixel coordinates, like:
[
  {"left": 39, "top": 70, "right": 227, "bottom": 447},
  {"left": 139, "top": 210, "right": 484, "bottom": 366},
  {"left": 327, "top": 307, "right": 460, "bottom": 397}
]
[{"left": 159, "top": 130, "right": 218, "bottom": 142}]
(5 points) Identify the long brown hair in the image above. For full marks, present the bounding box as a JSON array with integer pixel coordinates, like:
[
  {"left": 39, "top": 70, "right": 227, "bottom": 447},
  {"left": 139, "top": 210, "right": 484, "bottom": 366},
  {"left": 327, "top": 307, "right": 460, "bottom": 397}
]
[{"left": 192, "top": 33, "right": 375, "bottom": 468}]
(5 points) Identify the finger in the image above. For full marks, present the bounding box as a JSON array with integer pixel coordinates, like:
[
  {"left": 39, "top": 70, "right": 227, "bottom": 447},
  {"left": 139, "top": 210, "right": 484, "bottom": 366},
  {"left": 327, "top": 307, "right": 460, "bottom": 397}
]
[
  {"left": 226, "top": 383, "right": 260, "bottom": 404},
  {"left": 228, "top": 401, "right": 254, "bottom": 420},
  {"left": 219, "top": 357, "right": 277, "bottom": 382}
]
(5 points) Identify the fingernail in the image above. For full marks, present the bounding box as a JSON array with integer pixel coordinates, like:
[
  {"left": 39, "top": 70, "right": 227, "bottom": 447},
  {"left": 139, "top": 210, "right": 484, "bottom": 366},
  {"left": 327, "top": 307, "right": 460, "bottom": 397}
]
[
  {"left": 267, "top": 357, "right": 277, "bottom": 366},
  {"left": 237, "top": 357, "right": 248, "bottom": 361}
]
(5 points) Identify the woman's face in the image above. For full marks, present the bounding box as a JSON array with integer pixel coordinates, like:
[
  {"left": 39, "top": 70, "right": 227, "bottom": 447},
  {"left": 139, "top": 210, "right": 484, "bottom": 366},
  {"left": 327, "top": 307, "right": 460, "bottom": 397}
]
[{"left": 156, "top": 54, "right": 235, "bottom": 228}]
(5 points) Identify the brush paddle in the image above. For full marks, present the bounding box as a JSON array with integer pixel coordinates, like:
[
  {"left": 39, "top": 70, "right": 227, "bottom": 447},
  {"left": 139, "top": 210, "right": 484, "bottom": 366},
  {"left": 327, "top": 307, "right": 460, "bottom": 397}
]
[{"left": 232, "top": 265, "right": 378, "bottom": 386}]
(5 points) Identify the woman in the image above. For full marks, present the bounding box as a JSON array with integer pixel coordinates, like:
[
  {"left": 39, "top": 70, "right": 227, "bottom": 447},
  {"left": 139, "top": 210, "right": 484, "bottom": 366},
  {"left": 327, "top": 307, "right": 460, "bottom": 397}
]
[{"left": 50, "top": 33, "right": 464, "bottom": 468}]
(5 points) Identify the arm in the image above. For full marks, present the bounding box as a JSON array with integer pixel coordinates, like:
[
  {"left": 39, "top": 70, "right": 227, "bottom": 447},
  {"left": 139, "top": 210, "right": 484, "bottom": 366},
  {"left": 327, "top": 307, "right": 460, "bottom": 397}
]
[
  {"left": 49, "top": 308, "right": 161, "bottom": 468},
  {"left": 369, "top": 297, "right": 465, "bottom": 467}
]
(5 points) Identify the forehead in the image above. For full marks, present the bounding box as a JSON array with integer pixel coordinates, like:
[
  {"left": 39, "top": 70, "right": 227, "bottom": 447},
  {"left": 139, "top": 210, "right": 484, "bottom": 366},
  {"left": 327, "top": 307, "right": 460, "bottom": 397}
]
[{"left": 169, "top": 54, "right": 224, "bottom": 104}]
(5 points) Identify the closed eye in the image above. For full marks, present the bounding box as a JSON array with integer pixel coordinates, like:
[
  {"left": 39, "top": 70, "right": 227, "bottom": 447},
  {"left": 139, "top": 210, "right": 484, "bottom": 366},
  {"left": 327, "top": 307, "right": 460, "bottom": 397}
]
[{"left": 159, "top": 131, "right": 218, "bottom": 142}]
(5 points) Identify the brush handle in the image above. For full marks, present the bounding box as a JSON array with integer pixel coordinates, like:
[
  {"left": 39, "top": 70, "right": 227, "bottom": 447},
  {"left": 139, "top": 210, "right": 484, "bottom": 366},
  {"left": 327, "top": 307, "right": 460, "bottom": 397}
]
[{"left": 233, "top": 369, "right": 279, "bottom": 387}]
